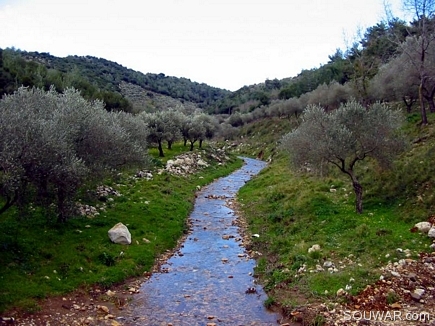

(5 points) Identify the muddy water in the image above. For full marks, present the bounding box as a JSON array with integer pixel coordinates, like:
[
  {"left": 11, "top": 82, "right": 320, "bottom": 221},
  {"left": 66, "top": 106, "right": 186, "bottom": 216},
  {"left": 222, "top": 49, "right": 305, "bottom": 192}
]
[{"left": 124, "top": 157, "right": 280, "bottom": 326}]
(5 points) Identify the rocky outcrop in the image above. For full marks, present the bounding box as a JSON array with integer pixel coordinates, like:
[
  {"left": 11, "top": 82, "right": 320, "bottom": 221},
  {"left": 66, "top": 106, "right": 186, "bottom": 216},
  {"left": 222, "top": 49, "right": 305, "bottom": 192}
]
[{"left": 159, "top": 148, "right": 230, "bottom": 176}]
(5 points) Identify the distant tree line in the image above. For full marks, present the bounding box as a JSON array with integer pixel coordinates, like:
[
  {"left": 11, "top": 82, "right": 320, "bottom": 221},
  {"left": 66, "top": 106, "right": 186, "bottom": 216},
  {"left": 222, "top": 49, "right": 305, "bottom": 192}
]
[
  {"left": 220, "top": 3, "right": 435, "bottom": 126},
  {"left": 0, "top": 48, "right": 133, "bottom": 112},
  {"left": 0, "top": 48, "right": 231, "bottom": 110},
  {"left": 142, "top": 109, "right": 219, "bottom": 156}
]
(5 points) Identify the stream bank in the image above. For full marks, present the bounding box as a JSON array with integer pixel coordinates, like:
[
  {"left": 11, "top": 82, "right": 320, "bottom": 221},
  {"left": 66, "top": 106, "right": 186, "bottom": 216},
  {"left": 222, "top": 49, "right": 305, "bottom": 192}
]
[{"left": 122, "top": 157, "right": 281, "bottom": 325}]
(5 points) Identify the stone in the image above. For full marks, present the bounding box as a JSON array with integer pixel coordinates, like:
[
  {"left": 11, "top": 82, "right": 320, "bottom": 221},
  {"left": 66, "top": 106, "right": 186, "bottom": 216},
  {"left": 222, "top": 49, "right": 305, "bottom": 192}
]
[
  {"left": 336, "top": 288, "right": 346, "bottom": 296},
  {"left": 390, "top": 302, "right": 402, "bottom": 309},
  {"left": 411, "top": 288, "right": 425, "bottom": 301},
  {"left": 407, "top": 273, "right": 417, "bottom": 282},
  {"left": 197, "top": 159, "right": 208, "bottom": 167},
  {"left": 98, "top": 305, "right": 110, "bottom": 314},
  {"left": 108, "top": 223, "right": 131, "bottom": 245},
  {"left": 323, "top": 261, "right": 334, "bottom": 268},
  {"left": 428, "top": 227, "right": 435, "bottom": 238},
  {"left": 308, "top": 244, "right": 321, "bottom": 253},
  {"left": 390, "top": 271, "right": 401, "bottom": 277},
  {"left": 414, "top": 222, "right": 432, "bottom": 233}
]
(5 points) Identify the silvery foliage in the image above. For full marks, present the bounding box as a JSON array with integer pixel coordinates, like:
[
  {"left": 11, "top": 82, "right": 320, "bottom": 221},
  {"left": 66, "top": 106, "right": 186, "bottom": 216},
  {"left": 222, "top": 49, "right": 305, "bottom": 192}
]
[
  {"left": 160, "top": 109, "right": 184, "bottom": 145},
  {"left": 280, "top": 100, "right": 406, "bottom": 172},
  {"left": 0, "top": 86, "right": 149, "bottom": 219},
  {"left": 188, "top": 115, "right": 207, "bottom": 142},
  {"left": 368, "top": 34, "right": 435, "bottom": 104},
  {"left": 140, "top": 109, "right": 183, "bottom": 143},
  {"left": 194, "top": 113, "right": 219, "bottom": 141}
]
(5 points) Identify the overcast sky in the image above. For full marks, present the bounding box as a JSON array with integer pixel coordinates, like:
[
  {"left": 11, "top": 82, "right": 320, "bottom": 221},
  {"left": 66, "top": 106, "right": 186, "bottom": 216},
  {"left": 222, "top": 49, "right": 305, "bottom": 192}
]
[{"left": 0, "top": 0, "right": 406, "bottom": 91}]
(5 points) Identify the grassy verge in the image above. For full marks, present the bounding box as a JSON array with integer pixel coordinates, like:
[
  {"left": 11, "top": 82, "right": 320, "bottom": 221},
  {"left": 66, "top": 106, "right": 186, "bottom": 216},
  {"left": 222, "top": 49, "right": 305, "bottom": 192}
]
[
  {"left": 236, "top": 113, "right": 435, "bottom": 317},
  {"left": 0, "top": 143, "right": 242, "bottom": 313}
]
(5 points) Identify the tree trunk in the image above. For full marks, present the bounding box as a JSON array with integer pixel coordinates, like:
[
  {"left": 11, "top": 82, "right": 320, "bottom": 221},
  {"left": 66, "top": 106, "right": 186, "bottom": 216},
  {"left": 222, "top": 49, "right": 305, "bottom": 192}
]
[
  {"left": 189, "top": 140, "right": 195, "bottom": 151},
  {"left": 167, "top": 140, "right": 172, "bottom": 150},
  {"left": 183, "top": 138, "right": 187, "bottom": 147},
  {"left": 0, "top": 192, "right": 17, "bottom": 215},
  {"left": 424, "top": 94, "right": 435, "bottom": 113},
  {"left": 402, "top": 96, "right": 416, "bottom": 113},
  {"left": 419, "top": 82, "right": 428, "bottom": 125},
  {"left": 57, "top": 187, "right": 67, "bottom": 223},
  {"left": 199, "top": 139, "right": 203, "bottom": 148},
  {"left": 352, "top": 180, "right": 363, "bottom": 214},
  {"left": 158, "top": 140, "right": 164, "bottom": 157},
  {"left": 347, "top": 170, "right": 363, "bottom": 214},
  {"left": 423, "top": 85, "right": 435, "bottom": 113}
]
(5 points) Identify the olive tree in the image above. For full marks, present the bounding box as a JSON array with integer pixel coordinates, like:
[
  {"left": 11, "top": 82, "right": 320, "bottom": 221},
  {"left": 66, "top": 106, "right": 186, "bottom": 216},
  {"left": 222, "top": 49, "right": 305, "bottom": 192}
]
[
  {"left": 281, "top": 97, "right": 304, "bottom": 118},
  {"left": 140, "top": 111, "right": 167, "bottom": 157},
  {"left": 195, "top": 114, "right": 219, "bottom": 148},
  {"left": 298, "top": 82, "right": 354, "bottom": 111},
  {"left": 280, "top": 100, "right": 407, "bottom": 214},
  {"left": 368, "top": 50, "right": 420, "bottom": 111},
  {"left": 181, "top": 115, "right": 206, "bottom": 151},
  {"left": 395, "top": 0, "right": 435, "bottom": 123},
  {"left": 161, "top": 108, "right": 184, "bottom": 150},
  {"left": 0, "top": 87, "right": 149, "bottom": 221}
]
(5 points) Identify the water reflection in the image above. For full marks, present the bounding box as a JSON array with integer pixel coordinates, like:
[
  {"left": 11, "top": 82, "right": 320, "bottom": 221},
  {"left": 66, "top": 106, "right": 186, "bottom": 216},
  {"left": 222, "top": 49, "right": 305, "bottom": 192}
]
[{"left": 125, "top": 158, "right": 280, "bottom": 325}]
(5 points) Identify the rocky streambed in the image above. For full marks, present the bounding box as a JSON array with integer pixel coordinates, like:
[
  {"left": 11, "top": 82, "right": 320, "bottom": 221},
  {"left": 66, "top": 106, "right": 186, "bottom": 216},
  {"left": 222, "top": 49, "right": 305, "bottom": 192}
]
[{"left": 121, "top": 157, "right": 281, "bottom": 325}]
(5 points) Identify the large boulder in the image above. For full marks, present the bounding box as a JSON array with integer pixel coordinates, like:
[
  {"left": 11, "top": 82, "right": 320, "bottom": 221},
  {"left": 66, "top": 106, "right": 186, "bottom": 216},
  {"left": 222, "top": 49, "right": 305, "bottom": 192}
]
[{"left": 108, "top": 223, "right": 131, "bottom": 245}]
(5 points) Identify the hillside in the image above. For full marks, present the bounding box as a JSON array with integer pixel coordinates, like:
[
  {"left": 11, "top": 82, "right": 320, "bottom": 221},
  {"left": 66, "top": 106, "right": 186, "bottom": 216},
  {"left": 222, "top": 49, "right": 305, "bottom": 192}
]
[
  {"left": 0, "top": 48, "right": 231, "bottom": 112},
  {"left": 232, "top": 113, "right": 435, "bottom": 324}
]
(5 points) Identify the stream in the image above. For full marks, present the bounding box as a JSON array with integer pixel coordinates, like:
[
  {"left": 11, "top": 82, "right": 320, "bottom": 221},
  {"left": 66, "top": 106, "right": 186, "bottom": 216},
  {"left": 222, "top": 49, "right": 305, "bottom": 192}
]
[{"left": 123, "top": 157, "right": 281, "bottom": 325}]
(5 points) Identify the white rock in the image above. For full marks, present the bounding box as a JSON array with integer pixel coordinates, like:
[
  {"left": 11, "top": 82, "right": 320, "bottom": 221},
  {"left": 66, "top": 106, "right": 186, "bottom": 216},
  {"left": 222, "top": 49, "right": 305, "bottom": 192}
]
[
  {"left": 390, "top": 271, "right": 401, "bottom": 277},
  {"left": 197, "top": 159, "right": 208, "bottom": 167},
  {"left": 428, "top": 227, "right": 435, "bottom": 238},
  {"left": 323, "top": 261, "right": 334, "bottom": 268},
  {"left": 336, "top": 288, "right": 346, "bottom": 296},
  {"left": 308, "top": 244, "right": 321, "bottom": 253},
  {"left": 108, "top": 222, "right": 131, "bottom": 245},
  {"left": 415, "top": 222, "right": 432, "bottom": 233}
]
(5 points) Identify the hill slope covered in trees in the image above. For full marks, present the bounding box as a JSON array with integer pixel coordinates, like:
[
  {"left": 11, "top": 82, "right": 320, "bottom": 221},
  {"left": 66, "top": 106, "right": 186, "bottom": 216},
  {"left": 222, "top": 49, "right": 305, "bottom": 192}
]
[{"left": 0, "top": 48, "right": 231, "bottom": 112}]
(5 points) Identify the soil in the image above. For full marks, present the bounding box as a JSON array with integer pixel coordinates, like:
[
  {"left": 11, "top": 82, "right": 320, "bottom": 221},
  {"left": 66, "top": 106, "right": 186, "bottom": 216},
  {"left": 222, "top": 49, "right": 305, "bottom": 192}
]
[{"left": 267, "top": 251, "right": 435, "bottom": 326}]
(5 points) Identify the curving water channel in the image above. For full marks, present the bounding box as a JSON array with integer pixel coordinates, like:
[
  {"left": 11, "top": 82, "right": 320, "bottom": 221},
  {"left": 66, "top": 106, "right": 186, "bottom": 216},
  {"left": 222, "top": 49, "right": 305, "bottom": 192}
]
[{"left": 124, "top": 157, "right": 281, "bottom": 326}]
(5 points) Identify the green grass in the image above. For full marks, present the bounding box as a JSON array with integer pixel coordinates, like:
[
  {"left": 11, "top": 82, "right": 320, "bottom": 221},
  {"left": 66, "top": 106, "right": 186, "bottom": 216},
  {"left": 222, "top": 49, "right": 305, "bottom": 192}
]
[
  {"left": 0, "top": 142, "right": 243, "bottom": 313},
  {"left": 236, "top": 112, "right": 435, "bottom": 312}
]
